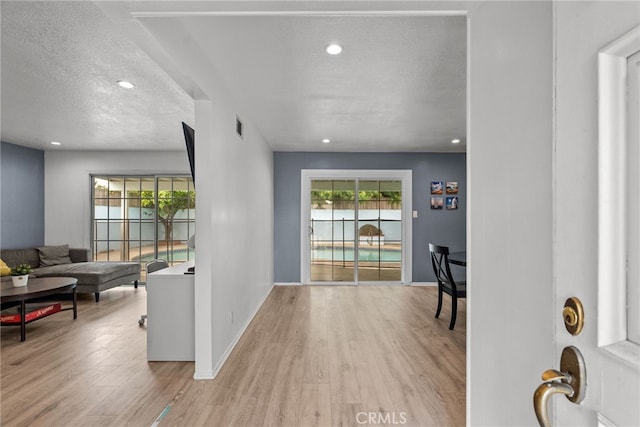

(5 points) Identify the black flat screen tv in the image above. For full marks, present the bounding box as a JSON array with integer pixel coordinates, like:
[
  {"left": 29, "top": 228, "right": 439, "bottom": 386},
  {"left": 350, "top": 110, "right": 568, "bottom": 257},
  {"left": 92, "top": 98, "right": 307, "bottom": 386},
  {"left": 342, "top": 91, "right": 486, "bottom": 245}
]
[
  {"left": 182, "top": 122, "right": 195, "bottom": 181},
  {"left": 182, "top": 122, "right": 196, "bottom": 274}
]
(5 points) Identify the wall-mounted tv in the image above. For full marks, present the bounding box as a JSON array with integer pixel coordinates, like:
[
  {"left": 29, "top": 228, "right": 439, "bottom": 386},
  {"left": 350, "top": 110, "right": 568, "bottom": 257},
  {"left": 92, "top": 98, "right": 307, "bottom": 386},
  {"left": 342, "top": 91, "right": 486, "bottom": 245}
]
[
  {"left": 182, "top": 122, "right": 195, "bottom": 181},
  {"left": 182, "top": 122, "right": 196, "bottom": 274}
]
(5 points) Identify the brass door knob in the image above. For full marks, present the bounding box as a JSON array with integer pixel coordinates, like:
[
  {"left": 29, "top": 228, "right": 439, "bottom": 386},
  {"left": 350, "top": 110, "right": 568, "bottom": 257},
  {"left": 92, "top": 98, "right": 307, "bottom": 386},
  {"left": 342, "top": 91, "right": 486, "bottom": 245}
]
[
  {"left": 563, "top": 297, "right": 584, "bottom": 335},
  {"left": 533, "top": 346, "right": 586, "bottom": 427}
]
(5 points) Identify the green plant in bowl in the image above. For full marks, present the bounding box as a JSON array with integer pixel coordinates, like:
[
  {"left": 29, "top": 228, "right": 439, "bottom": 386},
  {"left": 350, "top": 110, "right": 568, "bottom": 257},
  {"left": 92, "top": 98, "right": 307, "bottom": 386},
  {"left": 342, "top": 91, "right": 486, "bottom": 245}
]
[{"left": 10, "top": 264, "right": 32, "bottom": 276}]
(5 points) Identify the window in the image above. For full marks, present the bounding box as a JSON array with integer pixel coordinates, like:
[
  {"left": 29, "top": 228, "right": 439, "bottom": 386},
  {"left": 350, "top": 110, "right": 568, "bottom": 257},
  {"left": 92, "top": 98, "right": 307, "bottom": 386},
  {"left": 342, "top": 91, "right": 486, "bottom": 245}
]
[{"left": 91, "top": 176, "right": 195, "bottom": 275}]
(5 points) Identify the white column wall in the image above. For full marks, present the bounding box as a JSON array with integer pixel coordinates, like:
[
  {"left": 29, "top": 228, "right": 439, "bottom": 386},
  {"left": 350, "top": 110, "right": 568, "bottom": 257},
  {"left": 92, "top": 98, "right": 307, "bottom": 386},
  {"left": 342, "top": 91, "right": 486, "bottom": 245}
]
[
  {"left": 467, "top": 2, "right": 553, "bottom": 425},
  {"left": 193, "top": 100, "right": 214, "bottom": 378},
  {"left": 188, "top": 88, "right": 274, "bottom": 379},
  {"left": 44, "top": 150, "right": 190, "bottom": 248},
  {"left": 202, "top": 97, "right": 274, "bottom": 378}
]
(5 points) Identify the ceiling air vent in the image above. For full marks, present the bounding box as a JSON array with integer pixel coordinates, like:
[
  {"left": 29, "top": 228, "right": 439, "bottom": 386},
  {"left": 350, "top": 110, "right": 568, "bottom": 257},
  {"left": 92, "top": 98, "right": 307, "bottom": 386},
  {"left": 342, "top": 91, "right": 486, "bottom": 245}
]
[{"left": 236, "top": 116, "right": 243, "bottom": 139}]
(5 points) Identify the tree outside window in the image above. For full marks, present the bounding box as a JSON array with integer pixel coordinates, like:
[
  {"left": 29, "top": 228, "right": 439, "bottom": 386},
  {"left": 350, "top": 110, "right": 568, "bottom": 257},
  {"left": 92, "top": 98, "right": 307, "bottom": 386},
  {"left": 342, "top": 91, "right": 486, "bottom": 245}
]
[{"left": 131, "top": 190, "right": 196, "bottom": 243}]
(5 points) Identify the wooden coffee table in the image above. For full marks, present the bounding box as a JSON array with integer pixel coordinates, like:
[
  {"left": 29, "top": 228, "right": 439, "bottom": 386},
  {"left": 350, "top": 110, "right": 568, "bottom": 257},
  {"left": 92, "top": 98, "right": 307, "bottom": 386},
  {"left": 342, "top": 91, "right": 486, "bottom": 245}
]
[{"left": 1, "top": 277, "right": 78, "bottom": 341}]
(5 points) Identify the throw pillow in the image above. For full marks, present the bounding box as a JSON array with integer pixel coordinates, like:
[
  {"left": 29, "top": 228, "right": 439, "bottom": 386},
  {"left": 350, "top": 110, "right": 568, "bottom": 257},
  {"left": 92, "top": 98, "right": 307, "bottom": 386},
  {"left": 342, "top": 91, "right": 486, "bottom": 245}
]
[
  {"left": 36, "top": 245, "right": 72, "bottom": 267},
  {"left": 0, "top": 259, "right": 10, "bottom": 276}
]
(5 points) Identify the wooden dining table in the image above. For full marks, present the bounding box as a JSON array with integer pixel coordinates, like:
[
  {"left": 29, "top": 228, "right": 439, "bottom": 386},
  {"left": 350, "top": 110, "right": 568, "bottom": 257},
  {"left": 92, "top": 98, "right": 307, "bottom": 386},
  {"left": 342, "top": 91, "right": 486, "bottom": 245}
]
[{"left": 448, "top": 251, "right": 467, "bottom": 267}]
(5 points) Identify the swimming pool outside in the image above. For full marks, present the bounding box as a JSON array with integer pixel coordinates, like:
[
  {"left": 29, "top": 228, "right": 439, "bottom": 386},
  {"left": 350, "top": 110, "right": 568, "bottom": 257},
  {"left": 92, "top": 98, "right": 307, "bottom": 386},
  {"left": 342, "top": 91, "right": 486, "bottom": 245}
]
[
  {"left": 311, "top": 246, "right": 401, "bottom": 262},
  {"left": 132, "top": 248, "right": 194, "bottom": 263}
]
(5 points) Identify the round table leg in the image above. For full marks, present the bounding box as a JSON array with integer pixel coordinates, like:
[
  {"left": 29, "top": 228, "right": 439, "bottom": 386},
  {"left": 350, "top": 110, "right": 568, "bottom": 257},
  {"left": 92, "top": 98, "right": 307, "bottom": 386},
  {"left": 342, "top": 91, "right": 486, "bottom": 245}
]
[
  {"left": 20, "top": 300, "right": 26, "bottom": 342},
  {"left": 73, "top": 287, "right": 77, "bottom": 319}
]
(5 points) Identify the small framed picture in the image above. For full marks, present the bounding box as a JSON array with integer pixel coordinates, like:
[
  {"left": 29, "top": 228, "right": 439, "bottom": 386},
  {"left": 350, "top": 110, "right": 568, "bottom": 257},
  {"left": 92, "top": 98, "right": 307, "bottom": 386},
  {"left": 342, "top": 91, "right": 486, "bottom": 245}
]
[
  {"left": 446, "top": 182, "right": 459, "bottom": 194},
  {"left": 431, "top": 181, "right": 444, "bottom": 194},
  {"left": 446, "top": 196, "right": 459, "bottom": 210},
  {"left": 431, "top": 197, "right": 443, "bottom": 210}
]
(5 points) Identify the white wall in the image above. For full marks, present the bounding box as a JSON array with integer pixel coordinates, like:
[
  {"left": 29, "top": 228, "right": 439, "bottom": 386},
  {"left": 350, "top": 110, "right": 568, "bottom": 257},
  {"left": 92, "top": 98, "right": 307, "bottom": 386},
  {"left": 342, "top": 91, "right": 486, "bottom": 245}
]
[
  {"left": 44, "top": 150, "right": 190, "bottom": 248},
  {"left": 467, "top": 2, "right": 553, "bottom": 425},
  {"left": 200, "top": 98, "right": 274, "bottom": 378},
  {"left": 189, "top": 90, "right": 273, "bottom": 380}
]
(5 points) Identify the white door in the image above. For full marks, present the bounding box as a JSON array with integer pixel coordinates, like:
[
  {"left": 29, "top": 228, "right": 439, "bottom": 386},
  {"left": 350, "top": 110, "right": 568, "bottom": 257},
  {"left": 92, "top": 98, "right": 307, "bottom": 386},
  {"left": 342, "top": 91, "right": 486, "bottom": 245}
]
[{"left": 549, "top": 25, "right": 640, "bottom": 426}]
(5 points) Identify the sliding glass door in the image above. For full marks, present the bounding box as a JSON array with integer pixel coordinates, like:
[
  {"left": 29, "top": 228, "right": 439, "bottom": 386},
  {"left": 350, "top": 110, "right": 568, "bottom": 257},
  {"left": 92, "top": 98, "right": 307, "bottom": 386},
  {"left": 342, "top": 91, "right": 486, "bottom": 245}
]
[
  {"left": 302, "top": 170, "right": 412, "bottom": 284},
  {"left": 91, "top": 175, "right": 195, "bottom": 278}
]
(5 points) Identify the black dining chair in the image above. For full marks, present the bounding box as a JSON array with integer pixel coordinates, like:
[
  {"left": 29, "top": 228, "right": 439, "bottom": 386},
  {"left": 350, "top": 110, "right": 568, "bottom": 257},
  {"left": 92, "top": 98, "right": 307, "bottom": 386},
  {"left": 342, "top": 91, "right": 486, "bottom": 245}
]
[{"left": 428, "top": 243, "right": 466, "bottom": 330}]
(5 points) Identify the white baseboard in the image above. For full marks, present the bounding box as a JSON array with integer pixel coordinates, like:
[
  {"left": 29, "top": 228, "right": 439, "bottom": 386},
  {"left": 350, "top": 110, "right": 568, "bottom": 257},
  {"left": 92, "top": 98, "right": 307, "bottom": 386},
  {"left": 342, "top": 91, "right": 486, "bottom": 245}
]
[
  {"left": 274, "top": 282, "right": 302, "bottom": 286},
  {"left": 193, "top": 369, "right": 214, "bottom": 380},
  {"left": 411, "top": 282, "right": 438, "bottom": 287},
  {"left": 209, "top": 283, "right": 275, "bottom": 379}
]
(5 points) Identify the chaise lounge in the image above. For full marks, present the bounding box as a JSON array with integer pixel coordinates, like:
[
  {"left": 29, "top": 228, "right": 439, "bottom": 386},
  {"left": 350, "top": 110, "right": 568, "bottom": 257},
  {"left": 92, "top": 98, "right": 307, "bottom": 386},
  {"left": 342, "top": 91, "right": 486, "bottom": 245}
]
[{"left": 0, "top": 245, "right": 140, "bottom": 302}]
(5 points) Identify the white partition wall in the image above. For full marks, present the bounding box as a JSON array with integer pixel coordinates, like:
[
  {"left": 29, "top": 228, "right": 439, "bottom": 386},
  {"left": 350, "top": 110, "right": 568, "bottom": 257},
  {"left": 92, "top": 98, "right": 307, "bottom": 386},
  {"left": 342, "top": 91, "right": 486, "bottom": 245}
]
[{"left": 466, "top": 2, "right": 554, "bottom": 425}]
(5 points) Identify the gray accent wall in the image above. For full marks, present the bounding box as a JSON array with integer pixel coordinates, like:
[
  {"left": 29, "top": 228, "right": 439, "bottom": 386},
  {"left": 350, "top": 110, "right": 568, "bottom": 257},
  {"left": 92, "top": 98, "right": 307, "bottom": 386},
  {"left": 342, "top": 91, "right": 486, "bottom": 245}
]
[
  {"left": 1, "top": 142, "right": 45, "bottom": 249},
  {"left": 274, "top": 152, "right": 466, "bottom": 283}
]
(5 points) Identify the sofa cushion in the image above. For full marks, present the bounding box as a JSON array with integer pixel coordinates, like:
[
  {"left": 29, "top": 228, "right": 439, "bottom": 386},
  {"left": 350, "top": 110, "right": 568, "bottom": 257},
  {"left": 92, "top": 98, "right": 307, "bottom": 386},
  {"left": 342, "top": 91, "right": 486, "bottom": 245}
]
[
  {"left": 33, "top": 262, "right": 140, "bottom": 285},
  {"left": 36, "top": 245, "right": 72, "bottom": 267},
  {"left": 0, "top": 249, "right": 40, "bottom": 271},
  {"left": 69, "top": 248, "right": 90, "bottom": 263}
]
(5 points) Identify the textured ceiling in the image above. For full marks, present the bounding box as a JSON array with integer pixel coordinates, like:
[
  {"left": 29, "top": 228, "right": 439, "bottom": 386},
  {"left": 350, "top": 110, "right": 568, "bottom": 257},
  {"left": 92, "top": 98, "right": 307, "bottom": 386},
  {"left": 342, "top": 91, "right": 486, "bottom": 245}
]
[
  {"left": 169, "top": 15, "right": 467, "bottom": 152},
  {"left": 1, "top": 1, "right": 466, "bottom": 153},
  {"left": 0, "top": 1, "right": 194, "bottom": 151}
]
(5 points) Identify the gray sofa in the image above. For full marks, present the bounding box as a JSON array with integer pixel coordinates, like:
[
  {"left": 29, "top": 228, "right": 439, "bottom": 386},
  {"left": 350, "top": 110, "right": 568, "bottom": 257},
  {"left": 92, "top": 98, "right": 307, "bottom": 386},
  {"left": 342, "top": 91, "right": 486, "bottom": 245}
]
[{"left": 1, "top": 246, "right": 140, "bottom": 302}]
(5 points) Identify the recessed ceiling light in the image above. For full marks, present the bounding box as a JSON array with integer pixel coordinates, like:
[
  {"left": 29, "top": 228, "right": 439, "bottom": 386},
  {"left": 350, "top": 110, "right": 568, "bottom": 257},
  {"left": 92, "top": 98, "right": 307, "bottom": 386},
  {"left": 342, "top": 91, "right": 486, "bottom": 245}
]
[
  {"left": 451, "top": 139, "right": 461, "bottom": 144},
  {"left": 50, "top": 141, "right": 61, "bottom": 146},
  {"left": 117, "top": 80, "right": 135, "bottom": 89},
  {"left": 325, "top": 44, "right": 343, "bottom": 55},
  {"left": 322, "top": 138, "right": 331, "bottom": 144}
]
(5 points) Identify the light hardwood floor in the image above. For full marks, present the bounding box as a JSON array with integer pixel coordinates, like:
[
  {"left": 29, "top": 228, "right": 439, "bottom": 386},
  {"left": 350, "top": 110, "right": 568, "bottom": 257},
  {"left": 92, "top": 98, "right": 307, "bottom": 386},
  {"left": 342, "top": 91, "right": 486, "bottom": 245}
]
[
  {"left": 310, "top": 265, "right": 402, "bottom": 282},
  {"left": 1, "top": 285, "right": 465, "bottom": 427}
]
